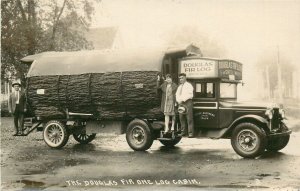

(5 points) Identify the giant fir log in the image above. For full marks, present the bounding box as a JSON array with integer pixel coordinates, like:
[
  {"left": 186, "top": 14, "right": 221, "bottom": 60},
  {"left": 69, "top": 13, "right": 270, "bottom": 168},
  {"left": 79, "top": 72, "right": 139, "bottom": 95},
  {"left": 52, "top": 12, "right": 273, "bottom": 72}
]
[{"left": 26, "top": 71, "right": 163, "bottom": 120}]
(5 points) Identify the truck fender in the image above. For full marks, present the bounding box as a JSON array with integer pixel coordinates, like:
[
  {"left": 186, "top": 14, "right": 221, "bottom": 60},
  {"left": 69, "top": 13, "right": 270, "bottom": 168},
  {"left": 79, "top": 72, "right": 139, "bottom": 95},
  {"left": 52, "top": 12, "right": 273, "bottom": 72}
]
[
  {"left": 128, "top": 118, "right": 153, "bottom": 131},
  {"left": 221, "top": 115, "right": 268, "bottom": 138},
  {"left": 133, "top": 119, "right": 162, "bottom": 138}
]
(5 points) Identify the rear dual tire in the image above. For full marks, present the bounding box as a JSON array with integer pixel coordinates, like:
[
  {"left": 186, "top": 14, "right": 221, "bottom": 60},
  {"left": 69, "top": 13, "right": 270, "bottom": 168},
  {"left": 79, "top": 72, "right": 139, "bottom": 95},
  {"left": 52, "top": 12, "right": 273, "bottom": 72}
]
[
  {"left": 73, "top": 133, "right": 96, "bottom": 144},
  {"left": 159, "top": 137, "right": 182, "bottom": 147}
]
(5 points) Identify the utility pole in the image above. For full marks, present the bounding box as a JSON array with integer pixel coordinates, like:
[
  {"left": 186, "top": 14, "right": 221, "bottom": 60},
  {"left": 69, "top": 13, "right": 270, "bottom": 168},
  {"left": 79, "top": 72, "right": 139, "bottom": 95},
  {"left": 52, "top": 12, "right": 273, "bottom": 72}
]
[
  {"left": 277, "top": 46, "right": 283, "bottom": 103},
  {"left": 265, "top": 65, "right": 271, "bottom": 100}
]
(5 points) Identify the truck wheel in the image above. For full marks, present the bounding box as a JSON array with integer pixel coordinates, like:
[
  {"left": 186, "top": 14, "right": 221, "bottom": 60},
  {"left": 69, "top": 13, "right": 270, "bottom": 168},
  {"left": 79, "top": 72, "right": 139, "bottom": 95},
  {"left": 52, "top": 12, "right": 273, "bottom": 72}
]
[
  {"left": 231, "top": 123, "right": 267, "bottom": 158},
  {"left": 126, "top": 119, "right": 153, "bottom": 151},
  {"left": 73, "top": 133, "right": 96, "bottom": 144},
  {"left": 266, "top": 135, "right": 290, "bottom": 152},
  {"left": 43, "top": 120, "right": 69, "bottom": 148},
  {"left": 159, "top": 137, "right": 182, "bottom": 147}
]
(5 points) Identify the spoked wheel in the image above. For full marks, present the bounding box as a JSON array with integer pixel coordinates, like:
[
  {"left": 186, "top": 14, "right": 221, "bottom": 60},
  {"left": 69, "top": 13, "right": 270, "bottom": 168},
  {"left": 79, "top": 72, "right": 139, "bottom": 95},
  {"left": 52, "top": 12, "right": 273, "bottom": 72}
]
[
  {"left": 73, "top": 133, "right": 96, "bottom": 144},
  {"left": 231, "top": 123, "right": 267, "bottom": 158},
  {"left": 43, "top": 120, "right": 69, "bottom": 148},
  {"left": 126, "top": 119, "right": 153, "bottom": 151}
]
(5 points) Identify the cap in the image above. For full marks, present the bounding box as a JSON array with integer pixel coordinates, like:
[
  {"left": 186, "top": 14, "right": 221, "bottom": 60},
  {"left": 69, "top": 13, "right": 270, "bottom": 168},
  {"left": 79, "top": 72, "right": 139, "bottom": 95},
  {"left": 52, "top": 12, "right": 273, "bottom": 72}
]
[{"left": 178, "top": 105, "right": 187, "bottom": 114}]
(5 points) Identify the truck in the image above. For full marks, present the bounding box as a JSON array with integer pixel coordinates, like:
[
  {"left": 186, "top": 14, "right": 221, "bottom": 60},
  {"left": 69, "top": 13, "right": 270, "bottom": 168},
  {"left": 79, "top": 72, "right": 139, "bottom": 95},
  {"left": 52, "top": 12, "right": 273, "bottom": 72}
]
[{"left": 20, "top": 45, "right": 291, "bottom": 158}]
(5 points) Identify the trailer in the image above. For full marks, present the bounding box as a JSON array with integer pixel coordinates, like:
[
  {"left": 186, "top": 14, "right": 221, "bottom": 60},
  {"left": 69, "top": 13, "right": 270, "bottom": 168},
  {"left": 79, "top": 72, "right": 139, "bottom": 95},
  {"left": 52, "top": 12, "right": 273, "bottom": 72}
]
[{"left": 20, "top": 46, "right": 199, "bottom": 149}]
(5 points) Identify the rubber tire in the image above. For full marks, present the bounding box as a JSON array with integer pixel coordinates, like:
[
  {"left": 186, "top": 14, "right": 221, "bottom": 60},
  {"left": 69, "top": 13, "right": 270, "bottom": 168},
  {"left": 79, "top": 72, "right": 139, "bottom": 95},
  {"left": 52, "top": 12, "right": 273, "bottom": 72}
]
[
  {"left": 266, "top": 135, "right": 290, "bottom": 152},
  {"left": 159, "top": 137, "right": 182, "bottom": 147},
  {"left": 43, "top": 120, "right": 69, "bottom": 149},
  {"left": 73, "top": 133, "right": 96, "bottom": 144},
  {"left": 126, "top": 119, "right": 153, "bottom": 151},
  {"left": 231, "top": 122, "right": 267, "bottom": 158}
]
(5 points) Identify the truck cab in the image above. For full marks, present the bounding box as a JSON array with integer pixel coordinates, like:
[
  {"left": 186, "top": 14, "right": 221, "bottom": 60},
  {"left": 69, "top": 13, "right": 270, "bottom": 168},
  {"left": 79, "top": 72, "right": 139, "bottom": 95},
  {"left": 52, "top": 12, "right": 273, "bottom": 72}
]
[{"left": 160, "top": 54, "right": 291, "bottom": 158}]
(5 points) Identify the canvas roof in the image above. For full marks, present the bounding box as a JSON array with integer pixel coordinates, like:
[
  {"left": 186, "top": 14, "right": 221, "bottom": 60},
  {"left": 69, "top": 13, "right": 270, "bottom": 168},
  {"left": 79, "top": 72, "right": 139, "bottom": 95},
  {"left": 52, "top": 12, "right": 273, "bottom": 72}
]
[
  {"left": 21, "top": 45, "right": 202, "bottom": 77},
  {"left": 22, "top": 49, "right": 166, "bottom": 77}
]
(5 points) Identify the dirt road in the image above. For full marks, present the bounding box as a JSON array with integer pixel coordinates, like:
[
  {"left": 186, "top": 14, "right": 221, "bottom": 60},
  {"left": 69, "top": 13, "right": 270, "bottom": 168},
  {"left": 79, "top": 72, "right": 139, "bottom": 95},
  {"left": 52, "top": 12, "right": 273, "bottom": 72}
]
[{"left": 1, "top": 117, "right": 300, "bottom": 190}]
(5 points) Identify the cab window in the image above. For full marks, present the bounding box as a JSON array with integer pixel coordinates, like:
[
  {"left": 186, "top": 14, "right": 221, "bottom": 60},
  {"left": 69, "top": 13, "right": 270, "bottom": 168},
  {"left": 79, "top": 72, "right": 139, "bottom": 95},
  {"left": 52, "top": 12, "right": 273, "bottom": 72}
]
[
  {"left": 195, "top": 82, "right": 215, "bottom": 98},
  {"left": 220, "top": 83, "right": 236, "bottom": 98}
]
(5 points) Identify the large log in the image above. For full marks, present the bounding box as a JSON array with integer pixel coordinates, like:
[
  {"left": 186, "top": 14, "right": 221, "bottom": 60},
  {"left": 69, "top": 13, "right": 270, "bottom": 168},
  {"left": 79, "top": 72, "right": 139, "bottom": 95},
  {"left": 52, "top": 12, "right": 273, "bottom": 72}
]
[{"left": 26, "top": 71, "right": 163, "bottom": 120}]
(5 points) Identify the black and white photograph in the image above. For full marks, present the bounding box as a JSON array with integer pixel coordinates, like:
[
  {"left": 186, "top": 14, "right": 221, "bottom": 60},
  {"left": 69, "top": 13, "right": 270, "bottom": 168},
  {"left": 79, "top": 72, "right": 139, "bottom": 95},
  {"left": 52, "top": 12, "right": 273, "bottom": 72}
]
[{"left": 1, "top": 0, "right": 300, "bottom": 190}]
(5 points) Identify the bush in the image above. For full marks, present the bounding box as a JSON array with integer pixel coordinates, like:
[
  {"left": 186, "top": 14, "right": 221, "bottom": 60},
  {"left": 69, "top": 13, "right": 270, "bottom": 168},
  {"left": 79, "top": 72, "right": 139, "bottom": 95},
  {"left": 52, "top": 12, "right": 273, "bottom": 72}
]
[{"left": 1, "top": 100, "right": 10, "bottom": 117}]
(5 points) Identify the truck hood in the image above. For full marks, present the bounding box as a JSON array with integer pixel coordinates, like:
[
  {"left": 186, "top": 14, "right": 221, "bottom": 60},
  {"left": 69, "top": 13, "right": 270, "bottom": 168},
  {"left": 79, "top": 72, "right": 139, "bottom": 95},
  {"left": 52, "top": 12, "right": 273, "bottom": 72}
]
[{"left": 219, "top": 100, "right": 281, "bottom": 110}]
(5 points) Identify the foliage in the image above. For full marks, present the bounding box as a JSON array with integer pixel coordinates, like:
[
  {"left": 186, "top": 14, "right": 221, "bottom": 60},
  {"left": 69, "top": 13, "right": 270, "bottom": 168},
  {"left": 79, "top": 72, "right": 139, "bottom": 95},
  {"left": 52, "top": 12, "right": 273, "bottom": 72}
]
[
  {"left": 1, "top": 0, "right": 97, "bottom": 82},
  {"left": 256, "top": 50, "right": 296, "bottom": 98},
  {"left": 165, "top": 25, "right": 227, "bottom": 58}
]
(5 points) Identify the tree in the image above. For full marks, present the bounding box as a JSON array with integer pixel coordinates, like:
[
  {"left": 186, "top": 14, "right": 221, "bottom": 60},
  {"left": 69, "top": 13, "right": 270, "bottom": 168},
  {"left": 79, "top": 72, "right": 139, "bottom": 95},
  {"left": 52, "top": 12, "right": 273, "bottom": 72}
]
[
  {"left": 39, "top": 0, "right": 95, "bottom": 51},
  {"left": 164, "top": 25, "right": 227, "bottom": 58},
  {"left": 256, "top": 50, "right": 296, "bottom": 100},
  {"left": 1, "top": 0, "right": 97, "bottom": 83}
]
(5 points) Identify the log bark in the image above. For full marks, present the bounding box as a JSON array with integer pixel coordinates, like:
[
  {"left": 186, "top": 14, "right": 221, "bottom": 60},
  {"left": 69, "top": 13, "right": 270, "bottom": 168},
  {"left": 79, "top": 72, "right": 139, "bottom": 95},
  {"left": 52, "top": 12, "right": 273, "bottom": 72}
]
[{"left": 27, "top": 71, "right": 162, "bottom": 120}]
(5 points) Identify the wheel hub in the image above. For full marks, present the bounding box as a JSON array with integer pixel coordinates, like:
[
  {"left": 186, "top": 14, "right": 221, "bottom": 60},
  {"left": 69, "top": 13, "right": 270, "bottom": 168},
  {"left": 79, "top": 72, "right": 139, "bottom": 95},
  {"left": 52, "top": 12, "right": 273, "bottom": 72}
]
[
  {"left": 244, "top": 137, "right": 251, "bottom": 143},
  {"left": 51, "top": 130, "right": 60, "bottom": 138},
  {"left": 238, "top": 130, "right": 258, "bottom": 152},
  {"left": 132, "top": 126, "right": 145, "bottom": 145},
  {"left": 47, "top": 124, "right": 63, "bottom": 144}
]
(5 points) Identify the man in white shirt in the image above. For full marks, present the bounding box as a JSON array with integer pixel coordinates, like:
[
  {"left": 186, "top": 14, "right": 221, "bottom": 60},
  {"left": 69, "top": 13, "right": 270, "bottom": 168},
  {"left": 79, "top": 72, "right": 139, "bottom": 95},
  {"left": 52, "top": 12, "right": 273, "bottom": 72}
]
[{"left": 176, "top": 73, "right": 194, "bottom": 137}]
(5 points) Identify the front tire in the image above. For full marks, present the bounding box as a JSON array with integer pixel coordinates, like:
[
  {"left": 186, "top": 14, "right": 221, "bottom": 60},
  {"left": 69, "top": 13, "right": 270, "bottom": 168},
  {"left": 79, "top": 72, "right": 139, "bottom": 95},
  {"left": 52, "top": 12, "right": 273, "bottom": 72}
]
[
  {"left": 266, "top": 135, "right": 290, "bottom": 152},
  {"left": 73, "top": 133, "right": 96, "bottom": 144},
  {"left": 43, "top": 120, "right": 69, "bottom": 148},
  {"left": 231, "top": 123, "right": 267, "bottom": 158},
  {"left": 159, "top": 137, "right": 182, "bottom": 147},
  {"left": 126, "top": 119, "right": 153, "bottom": 151}
]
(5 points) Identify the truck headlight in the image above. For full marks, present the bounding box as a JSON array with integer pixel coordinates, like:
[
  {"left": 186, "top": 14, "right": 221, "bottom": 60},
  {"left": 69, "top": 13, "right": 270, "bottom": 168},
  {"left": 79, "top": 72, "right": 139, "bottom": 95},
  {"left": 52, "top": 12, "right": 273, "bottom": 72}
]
[
  {"left": 279, "top": 109, "right": 285, "bottom": 119},
  {"left": 265, "top": 109, "right": 273, "bottom": 120}
]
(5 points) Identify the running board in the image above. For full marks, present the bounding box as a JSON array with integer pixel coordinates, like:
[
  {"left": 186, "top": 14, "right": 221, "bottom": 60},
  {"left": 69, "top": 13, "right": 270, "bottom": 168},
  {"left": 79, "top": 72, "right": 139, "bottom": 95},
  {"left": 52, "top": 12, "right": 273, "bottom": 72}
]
[{"left": 158, "top": 130, "right": 181, "bottom": 140}]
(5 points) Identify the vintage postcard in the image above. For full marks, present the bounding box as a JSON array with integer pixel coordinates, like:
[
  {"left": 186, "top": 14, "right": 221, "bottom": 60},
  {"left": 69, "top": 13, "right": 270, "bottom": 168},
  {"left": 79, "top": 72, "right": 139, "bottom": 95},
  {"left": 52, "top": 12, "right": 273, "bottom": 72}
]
[{"left": 1, "top": 0, "right": 300, "bottom": 190}]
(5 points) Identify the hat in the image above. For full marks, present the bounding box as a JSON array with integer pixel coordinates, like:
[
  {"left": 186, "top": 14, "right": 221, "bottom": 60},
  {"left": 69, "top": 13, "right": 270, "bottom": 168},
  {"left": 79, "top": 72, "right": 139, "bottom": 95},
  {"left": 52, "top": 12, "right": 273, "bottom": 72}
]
[
  {"left": 178, "top": 105, "right": 187, "bottom": 114},
  {"left": 12, "top": 81, "right": 21, "bottom": 87},
  {"left": 179, "top": 73, "right": 187, "bottom": 77}
]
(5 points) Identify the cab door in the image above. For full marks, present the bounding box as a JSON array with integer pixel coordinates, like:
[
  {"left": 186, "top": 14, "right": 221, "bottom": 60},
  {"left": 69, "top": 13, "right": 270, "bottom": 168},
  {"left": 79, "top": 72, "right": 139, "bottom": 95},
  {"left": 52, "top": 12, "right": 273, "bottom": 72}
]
[{"left": 192, "top": 81, "right": 219, "bottom": 129}]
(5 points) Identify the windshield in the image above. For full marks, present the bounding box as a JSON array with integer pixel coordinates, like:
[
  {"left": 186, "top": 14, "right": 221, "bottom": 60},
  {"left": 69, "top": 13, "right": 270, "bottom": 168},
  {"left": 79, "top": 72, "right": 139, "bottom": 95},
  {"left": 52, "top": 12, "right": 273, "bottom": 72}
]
[{"left": 220, "top": 83, "right": 236, "bottom": 98}]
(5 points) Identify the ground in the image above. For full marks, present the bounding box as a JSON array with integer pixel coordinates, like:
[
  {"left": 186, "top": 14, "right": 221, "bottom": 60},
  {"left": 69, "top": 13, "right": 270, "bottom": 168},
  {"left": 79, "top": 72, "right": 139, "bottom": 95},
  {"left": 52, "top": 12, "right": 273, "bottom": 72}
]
[{"left": 1, "top": 117, "right": 300, "bottom": 191}]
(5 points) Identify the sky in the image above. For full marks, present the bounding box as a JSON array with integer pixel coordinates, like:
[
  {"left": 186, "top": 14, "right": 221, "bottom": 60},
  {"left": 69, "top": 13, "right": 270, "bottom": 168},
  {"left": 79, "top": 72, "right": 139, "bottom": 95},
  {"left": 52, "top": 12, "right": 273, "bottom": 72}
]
[{"left": 91, "top": 0, "right": 300, "bottom": 100}]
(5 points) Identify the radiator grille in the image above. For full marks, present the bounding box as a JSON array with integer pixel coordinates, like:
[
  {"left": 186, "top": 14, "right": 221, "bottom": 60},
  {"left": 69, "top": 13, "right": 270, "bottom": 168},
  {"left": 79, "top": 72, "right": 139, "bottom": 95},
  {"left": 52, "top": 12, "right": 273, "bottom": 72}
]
[{"left": 271, "top": 108, "right": 280, "bottom": 130}]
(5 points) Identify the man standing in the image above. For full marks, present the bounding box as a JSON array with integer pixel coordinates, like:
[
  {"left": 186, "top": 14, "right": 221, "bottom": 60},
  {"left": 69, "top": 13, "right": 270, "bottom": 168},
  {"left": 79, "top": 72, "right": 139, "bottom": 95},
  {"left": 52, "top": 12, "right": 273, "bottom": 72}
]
[
  {"left": 176, "top": 73, "right": 194, "bottom": 137},
  {"left": 8, "top": 81, "right": 26, "bottom": 136}
]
